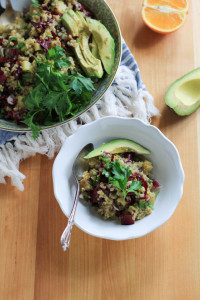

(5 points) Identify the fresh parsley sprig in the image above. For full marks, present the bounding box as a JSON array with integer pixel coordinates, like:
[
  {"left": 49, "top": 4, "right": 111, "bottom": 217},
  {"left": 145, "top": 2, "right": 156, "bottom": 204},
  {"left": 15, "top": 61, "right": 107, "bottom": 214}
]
[
  {"left": 22, "top": 46, "right": 95, "bottom": 139},
  {"left": 100, "top": 156, "right": 142, "bottom": 202}
]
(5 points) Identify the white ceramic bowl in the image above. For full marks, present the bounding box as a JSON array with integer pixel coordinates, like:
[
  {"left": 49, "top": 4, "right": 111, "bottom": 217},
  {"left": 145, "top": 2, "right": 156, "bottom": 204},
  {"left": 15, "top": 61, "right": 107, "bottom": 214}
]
[{"left": 52, "top": 117, "right": 184, "bottom": 240}]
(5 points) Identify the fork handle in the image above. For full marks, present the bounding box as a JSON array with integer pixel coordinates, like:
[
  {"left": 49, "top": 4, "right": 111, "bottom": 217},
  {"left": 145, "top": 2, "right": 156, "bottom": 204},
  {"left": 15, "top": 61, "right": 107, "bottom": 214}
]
[{"left": 60, "top": 177, "right": 80, "bottom": 251}]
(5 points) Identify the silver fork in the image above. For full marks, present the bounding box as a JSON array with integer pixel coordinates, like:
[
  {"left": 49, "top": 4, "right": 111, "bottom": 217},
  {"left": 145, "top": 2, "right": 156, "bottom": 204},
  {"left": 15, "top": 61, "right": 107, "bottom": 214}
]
[{"left": 60, "top": 143, "right": 94, "bottom": 251}]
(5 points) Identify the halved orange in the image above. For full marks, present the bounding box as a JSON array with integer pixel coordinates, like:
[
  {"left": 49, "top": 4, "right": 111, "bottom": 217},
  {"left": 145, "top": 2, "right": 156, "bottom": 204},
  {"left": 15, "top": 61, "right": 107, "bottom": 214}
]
[{"left": 142, "top": 0, "right": 189, "bottom": 34}]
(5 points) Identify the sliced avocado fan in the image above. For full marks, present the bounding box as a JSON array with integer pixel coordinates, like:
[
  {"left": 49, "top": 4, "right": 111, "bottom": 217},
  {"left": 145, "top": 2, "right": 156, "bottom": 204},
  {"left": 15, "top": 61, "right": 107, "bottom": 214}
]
[
  {"left": 62, "top": 10, "right": 103, "bottom": 78},
  {"left": 84, "top": 139, "right": 150, "bottom": 159},
  {"left": 165, "top": 68, "right": 200, "bottom": 115},
  {"left": 86, "top": 18, "right": 115, "bottom": 75}
]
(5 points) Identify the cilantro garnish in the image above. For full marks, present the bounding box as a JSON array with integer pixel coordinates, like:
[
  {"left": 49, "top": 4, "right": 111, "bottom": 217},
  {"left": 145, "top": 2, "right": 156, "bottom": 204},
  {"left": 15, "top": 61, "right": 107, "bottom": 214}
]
[
  {"left": 100, "top": 156, "right": 142, "bottom": 202},
  {"left": 22, "top": 46, "right": 95, "bottom": 139}
]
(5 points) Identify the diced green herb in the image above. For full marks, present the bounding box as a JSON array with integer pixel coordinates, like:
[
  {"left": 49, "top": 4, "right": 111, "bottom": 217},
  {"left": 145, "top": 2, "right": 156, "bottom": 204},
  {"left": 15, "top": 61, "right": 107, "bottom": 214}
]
[
  {"left": 96, "top": 175, "right": 101, "bottom": 182},
  {"left": 25, "top": 14, "right": 32, "bottom": 22},
  {"left": 13, "top": 42, "right": 26, "bottom": 51},
  {"left": 149, "top": 202, "right": 153, "bottom": 209},
  {"left": 87, "top": 179, "right": 93, "bottom": 185},
  {"left": 8, "top": 37, "right": 26, "bottom": 51},
  {"left": 32, "top": 0, "right": 40, "bottom": 7},
  {"left": 100, "top": 155, "right": 110, "bottom": 168},
  {"left": 139, "top": 200, "right": 153, "bottom": 209},
  {"left": 102, "top": 169, "right": 109, "bottom": 178},
  {"left": 83, "top": 195, "right": 90, "bottom": 202},
  {"left": 24, "top": 29, "right": 31, "bottom": 39},
  {"left": 17, "top": 80, "right": 22, "bottom": 88},
  {"left": 8, "top": 37, "right": 18, "bottom": 41}
]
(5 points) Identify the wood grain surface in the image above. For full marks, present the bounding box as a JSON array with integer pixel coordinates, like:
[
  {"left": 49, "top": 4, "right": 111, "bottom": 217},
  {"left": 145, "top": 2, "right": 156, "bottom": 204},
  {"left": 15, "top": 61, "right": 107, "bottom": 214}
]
[{"left": 1, "top": 1, "right": 200, "bottom": 299}]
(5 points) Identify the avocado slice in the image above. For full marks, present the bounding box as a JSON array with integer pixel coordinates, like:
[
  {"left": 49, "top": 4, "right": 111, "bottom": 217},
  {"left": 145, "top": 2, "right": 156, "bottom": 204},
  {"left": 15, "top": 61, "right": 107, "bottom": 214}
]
[
  {"left": 62, "top": 11, "right": 103, "bottom": 78},
  {"left": 84, "top": 139, "right": 150, "bottom": 159},
  {"left": 165, "top": 68, "right": 200, "bottom": 115},
  {"left": 86, "top": 18, "right": 115, "bottom": 75},
  {"left": 90, "top": 37, "right": 100, "bottom": 60}
]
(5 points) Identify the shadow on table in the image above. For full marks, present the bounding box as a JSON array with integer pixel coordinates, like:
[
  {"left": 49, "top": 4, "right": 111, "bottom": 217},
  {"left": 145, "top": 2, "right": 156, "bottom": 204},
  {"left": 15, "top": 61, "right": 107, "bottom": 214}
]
[
  {"left": 157, "top": 106, "right": 189, "bottom": 131},
  {"left": 133, "top": 24, "right": 166, "bottom": 50}
]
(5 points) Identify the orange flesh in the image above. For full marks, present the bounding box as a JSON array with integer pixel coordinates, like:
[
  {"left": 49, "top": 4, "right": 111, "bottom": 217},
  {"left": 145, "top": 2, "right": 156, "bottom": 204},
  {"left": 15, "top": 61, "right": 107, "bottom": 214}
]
[
  {"left": 142, "top": 0, "right": 189, "bottom": 33},
  {"left": 143, "top": 7, "right": 184, "bottom": 31}
]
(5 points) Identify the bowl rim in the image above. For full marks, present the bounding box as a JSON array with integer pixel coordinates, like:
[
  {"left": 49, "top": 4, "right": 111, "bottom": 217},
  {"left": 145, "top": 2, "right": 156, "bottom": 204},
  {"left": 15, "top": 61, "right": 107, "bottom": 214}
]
[
  {"left": 0, "top": 0, "right": 122, "bottom": 132},
  {"left": 52, "top": 116, "right": 185, "bottom": 240}
]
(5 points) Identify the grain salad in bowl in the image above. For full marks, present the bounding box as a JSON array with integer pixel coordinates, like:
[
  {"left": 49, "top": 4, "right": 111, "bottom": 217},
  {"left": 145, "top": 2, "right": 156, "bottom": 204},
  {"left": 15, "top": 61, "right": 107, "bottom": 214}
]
[
  {"left": 79, "top": 139, "right": 160, "bottom": 225},
  {"left": 53, "top": 117, "right": 184, "bottom": 240},
  {"left": 0, "top": 0, "right": 118, "bottom": 138}
]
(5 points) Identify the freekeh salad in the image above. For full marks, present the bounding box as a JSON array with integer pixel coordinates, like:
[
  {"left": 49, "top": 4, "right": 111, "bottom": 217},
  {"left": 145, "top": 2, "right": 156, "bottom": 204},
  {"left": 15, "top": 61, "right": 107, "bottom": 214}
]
[
  {"left": 79, "top": 139, "right": 160, "bottom": 225},
  {"left": 0, "top": 0, "right": 115, "bottom": 138}
]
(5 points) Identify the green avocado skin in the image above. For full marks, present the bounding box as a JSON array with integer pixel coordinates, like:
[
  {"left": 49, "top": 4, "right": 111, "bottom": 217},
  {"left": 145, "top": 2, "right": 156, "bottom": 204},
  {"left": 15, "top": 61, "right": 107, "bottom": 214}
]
[
  {"left": 165, "top": 68, "right": 200, "bottom": 116},
  {"left": 84, "top": 139, "right": 150, "bottom": 159}
]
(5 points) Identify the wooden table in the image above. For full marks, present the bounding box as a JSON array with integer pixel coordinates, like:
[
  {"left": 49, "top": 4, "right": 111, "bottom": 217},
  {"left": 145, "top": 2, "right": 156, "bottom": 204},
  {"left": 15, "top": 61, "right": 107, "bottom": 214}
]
[{"left": 1, "top": 1, "right": 200, "bottom": 299}]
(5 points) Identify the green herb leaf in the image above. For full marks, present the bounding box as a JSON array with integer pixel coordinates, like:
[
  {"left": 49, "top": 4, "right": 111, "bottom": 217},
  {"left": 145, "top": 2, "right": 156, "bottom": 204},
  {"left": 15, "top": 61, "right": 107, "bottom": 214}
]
[
  {"left": 100, "top": 156, "right": 110, "bottom": 168},
  {"left": 83, "top": 195, "right": 89, "bottom": 202},
  {"left": 148, "top": 178, "right": 153, "bottom": 184},
  {"left": 21, "top": 114, "right": 41, "bottom": 140},
  {"left": 46, "top": 45, "right": 71, "bottom": 70},
  {"left": 13, "top": 42, "right": 26, "bottom": 51},
  {"left": 139, "top": 200, "right": 153, "bottom": 210},
  {"left": 32, "top": 0, "right": 40, "bottom": 7},
  {"left": 8, "top": 37, "right": 18, "bottom": 41},
  {"left": 127, "top": 180, "right": 142, "bottom": 196},
  {"left": 102, "top": 169, "right": 110, "bottom": 178},
  {"left": 22, "top": 46, "right": 95, "bottom": 139},
  {"left": 24, "top": 28, "right": 31, "bottom": 39},
  {"left": 99, "top": 157, "right": 142, "bottom": 202}
]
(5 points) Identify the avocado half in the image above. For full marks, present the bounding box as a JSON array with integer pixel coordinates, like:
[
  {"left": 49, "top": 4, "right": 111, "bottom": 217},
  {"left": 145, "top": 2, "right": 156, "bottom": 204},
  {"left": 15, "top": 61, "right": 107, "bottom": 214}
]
[
  {"left": 84, "top": 139, "right": 150, "bottom": 159},
  {"left": 165, "top": 68, "right": 200, "bottom": 116}
]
